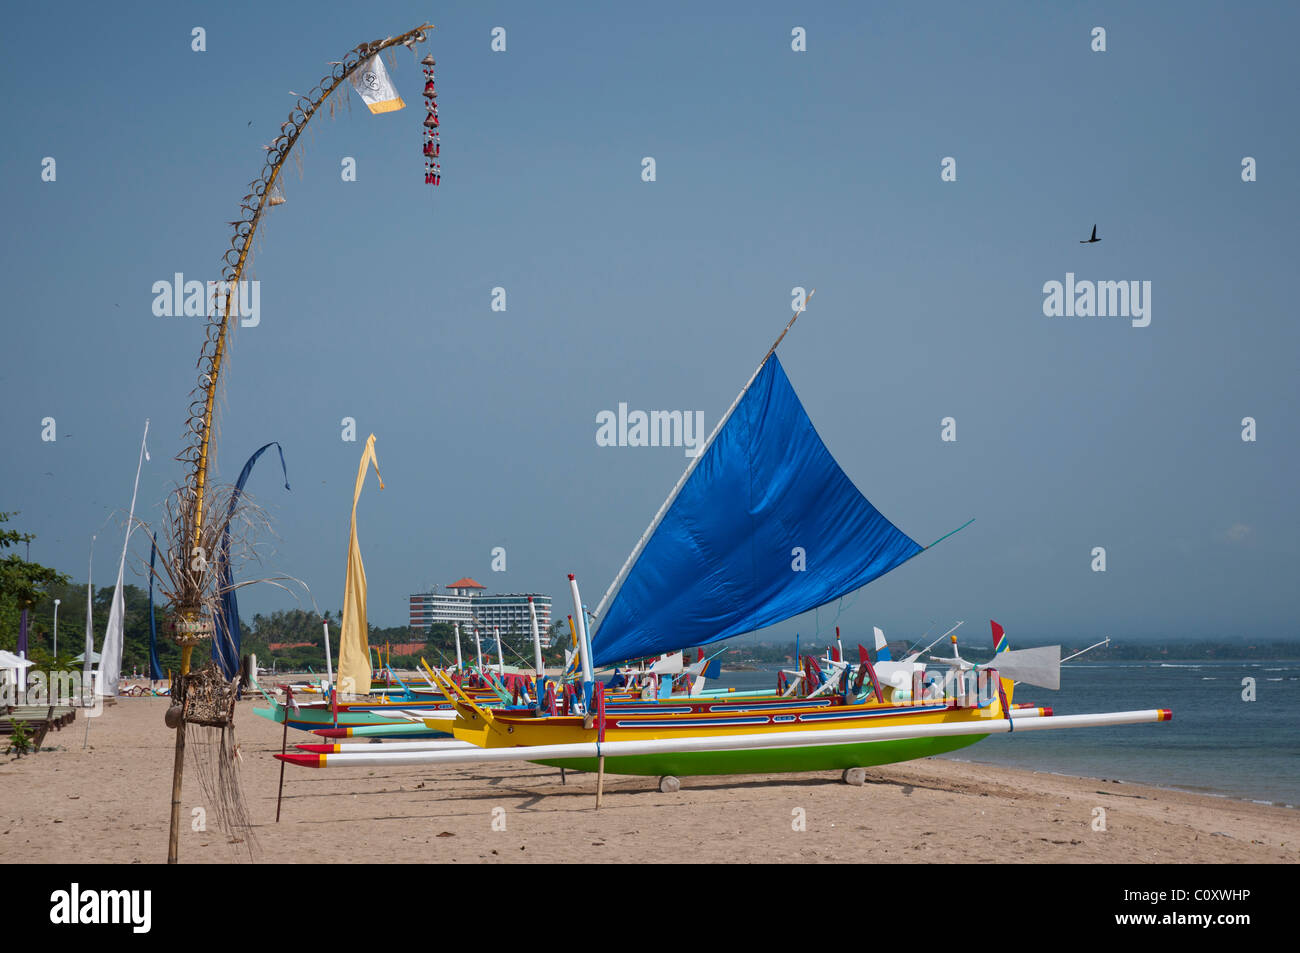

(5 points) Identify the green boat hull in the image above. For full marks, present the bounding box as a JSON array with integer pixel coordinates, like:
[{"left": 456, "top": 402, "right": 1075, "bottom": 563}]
[{"left": 529, "top": 733, "right": 988, "bottom": 777}]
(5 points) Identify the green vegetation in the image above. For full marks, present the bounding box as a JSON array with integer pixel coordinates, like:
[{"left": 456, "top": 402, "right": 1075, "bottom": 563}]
[
  {"left": 0, "top": 512, "right": 69, "bottom": 652},
  {"left": 5, "top": 719, "right": 33, "bottom": 757},
  {"left": 252, "top": 612, "right": 574, "bottom": 673},
  {"left": 22, "top": 579, "right": 195, "bottom": 675},
  {"left": 10, "top": 568, "right": 583, "bottom": 680}
]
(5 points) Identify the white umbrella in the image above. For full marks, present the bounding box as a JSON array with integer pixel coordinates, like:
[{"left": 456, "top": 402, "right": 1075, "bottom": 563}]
[{"left": 0, "top": 650, "right": 35, "bottom": 670}]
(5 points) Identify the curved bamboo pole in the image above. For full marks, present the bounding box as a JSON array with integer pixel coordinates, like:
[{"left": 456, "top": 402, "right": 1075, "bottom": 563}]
[
  {"left": 174, "top": 23, "right": 432, "bottom": 674},
  {"left": 166, "top": 23, "right": 434, "bottom": 866}
]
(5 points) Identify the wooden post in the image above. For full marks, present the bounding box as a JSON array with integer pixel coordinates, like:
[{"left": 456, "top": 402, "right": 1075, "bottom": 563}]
[
  {"left": 594, "top": 682, "right": 606, "bottom": 809},
  {"left": 165, "top": 644, "right": 195, "bottom": 864},
  {"left": 275, "top": 714, "right": 289, "bottom": 822}
]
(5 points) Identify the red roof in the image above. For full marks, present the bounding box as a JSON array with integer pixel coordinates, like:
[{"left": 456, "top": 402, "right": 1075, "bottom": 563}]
[{"left": 448, "top": 577, "right": 486, "bottom": 589}]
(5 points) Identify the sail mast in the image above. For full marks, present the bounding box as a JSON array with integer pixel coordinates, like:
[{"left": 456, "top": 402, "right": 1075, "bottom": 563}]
[
  {"left": 528, "top": 597, "right": 544, "bottom": 679},
  {"left": 83, "top": 535, "right": 95, "bottom": 690},
  {"left": 590, "top": 290, "right": 816, "bottom": 626}
]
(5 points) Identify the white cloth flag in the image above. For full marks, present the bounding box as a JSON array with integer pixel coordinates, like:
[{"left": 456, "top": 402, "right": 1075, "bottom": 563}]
[
  {"left": 350, "top": 55, "right": 405, "bottom": 114},
  {"left": 989, "top": 646, "right": 1062, "bottom": 691},
  {"left": 98, "top": 420, "right": 149, "bottom": 697}
]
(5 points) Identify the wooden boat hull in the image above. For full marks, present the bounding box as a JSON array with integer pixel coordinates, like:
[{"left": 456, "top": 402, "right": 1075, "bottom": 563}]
[
  {"left": 443, "top": 699, "right": 970, "bottom": 748},
  {"left": 426, "top": 667, "right": 1014, "bottom": 776}
]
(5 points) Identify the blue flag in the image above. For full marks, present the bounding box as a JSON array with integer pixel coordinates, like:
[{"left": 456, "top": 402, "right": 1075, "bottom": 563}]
[
  {"left": 148, "top": 534, "right": 164, "bottom": 681},
  {"left": 212, "top": 443, "right": 290, "bottom": 679}
]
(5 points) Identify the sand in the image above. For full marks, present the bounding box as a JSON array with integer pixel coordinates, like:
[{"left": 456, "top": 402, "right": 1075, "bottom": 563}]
[{"left": 2, "top": 695, "right": 1296, "bottom": 864}]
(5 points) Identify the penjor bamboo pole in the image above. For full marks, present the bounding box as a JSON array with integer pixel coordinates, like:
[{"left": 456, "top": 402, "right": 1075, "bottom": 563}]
[
  {"left": 164, "top": 20, "right": 434, "bottom": 866},
  {"left": 186, "top": 24, "right": 434, "bottom": 550}
]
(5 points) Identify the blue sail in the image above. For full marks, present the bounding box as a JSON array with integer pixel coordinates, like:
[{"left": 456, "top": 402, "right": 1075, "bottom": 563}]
[
  {"left": 591, "top": 354, "right": 924, "bottom": 667},
  {"left": 147, "top": 534, "right": 164, "bottom": 681}
]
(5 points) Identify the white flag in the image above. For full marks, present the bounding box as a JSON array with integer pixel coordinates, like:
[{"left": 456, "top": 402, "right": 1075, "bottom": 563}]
[
  {"left": 98, "top": 420, "right": 149, "bottom": 697},
  {"left": 350, "top": 55, "right": 404, "bottom": 114}
]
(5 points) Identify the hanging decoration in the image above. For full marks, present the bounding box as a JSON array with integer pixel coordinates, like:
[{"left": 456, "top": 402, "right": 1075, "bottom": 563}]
[{"left": 422, "top": 54, "right": 440, "bottom": 185}]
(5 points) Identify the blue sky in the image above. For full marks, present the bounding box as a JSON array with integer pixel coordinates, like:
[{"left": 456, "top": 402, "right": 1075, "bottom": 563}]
[{"left": 2, "top": 1, "right": 1296, "bottom": 647}]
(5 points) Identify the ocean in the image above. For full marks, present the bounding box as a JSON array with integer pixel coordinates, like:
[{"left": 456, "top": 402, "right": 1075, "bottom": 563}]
[{"left": 715, "top": 661, "right": 1300, "bottom": 808}]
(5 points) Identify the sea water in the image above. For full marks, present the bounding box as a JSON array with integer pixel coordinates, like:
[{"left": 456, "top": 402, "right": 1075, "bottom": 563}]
[{"left": 716, "top": 661, "right": 1300, "bottom": 807}]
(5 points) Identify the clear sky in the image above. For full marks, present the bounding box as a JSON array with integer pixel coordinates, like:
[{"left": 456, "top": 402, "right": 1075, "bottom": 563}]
[{"left": 2, "top": 1, "right": 1296, "bottom": 648}]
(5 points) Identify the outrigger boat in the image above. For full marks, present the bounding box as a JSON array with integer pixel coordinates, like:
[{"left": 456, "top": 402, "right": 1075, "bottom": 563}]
[
  {"left": 253, "top": 620, "right": 540, "bottom": 736},
  {"left": 279, "top": 303, "right": 1172, "bottom": 786},
  {"left": 414, "top": 620, "right": 1089, "bottom": 777}
]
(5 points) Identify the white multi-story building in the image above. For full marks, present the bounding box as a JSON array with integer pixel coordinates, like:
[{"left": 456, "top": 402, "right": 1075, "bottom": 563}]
[{"left": 409, "top": 578, "right": 554, "bottom": 645}]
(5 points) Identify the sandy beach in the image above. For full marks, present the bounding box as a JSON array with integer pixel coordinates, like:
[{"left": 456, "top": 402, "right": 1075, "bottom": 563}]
[{"left": 2, "top": 695, "right": 1296, "bottom": 864}]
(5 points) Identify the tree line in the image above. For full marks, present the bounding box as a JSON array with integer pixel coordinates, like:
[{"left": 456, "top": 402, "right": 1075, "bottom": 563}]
[{"left": 2, "top": 512, "right": 579, "bottom": 676}]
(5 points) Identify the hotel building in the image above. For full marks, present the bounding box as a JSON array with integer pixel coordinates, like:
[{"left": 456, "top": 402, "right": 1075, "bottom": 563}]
[{"left": 408, "top": 578, "right": 554, "bottom": 645}]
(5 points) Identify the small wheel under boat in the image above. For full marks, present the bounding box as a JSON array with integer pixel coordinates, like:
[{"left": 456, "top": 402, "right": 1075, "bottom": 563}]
[
  {"left": 841, "top": 767, "right": 867, "bottom": 786},
  {"left": 658, "top": 775, "right": 681, "bottom": 794}
]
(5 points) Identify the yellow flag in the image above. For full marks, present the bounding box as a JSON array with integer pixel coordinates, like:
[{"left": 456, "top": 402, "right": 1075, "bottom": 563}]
[
  {"left": 337, "top": 434, "right": 384, "bottom": 696},
  {"left": 350, "top": 55, "right": 405, "bottom": 114}
]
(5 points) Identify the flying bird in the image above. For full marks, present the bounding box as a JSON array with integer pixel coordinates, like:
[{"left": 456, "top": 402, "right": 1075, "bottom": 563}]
[{"left": 1080, "top": 224, "right": 1100, "bottom": 244}]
